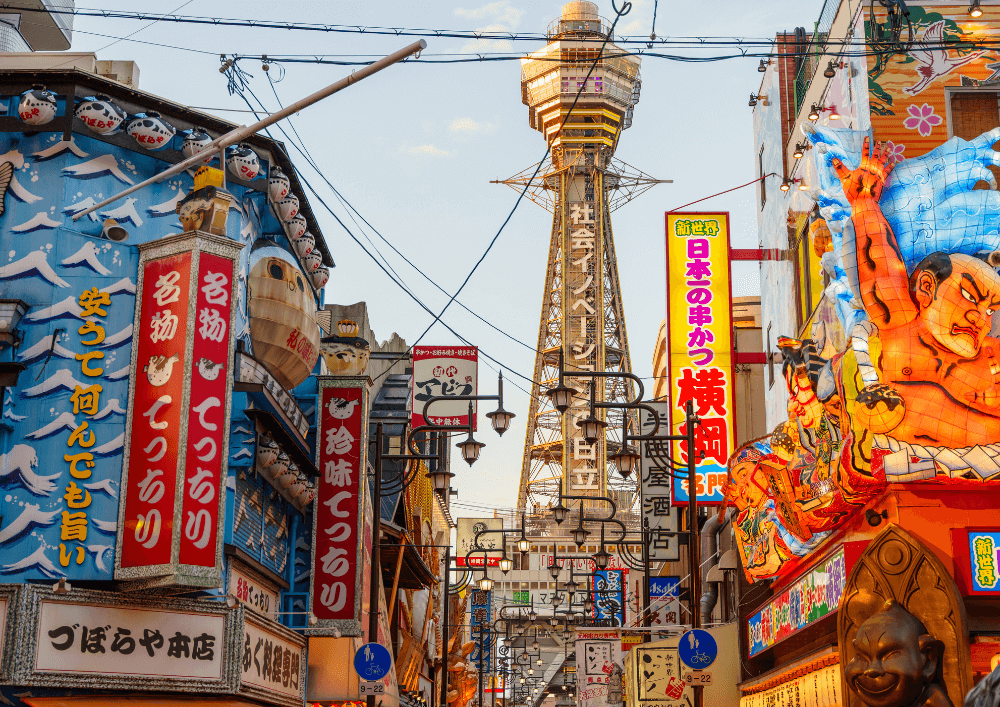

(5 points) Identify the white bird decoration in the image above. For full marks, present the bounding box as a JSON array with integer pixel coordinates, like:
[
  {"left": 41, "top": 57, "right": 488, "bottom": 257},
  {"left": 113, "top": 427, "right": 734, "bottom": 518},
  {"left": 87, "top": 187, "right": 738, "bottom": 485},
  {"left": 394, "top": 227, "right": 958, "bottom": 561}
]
[{"left": 903, "top": 21, "right": 986, "bottom": 96}]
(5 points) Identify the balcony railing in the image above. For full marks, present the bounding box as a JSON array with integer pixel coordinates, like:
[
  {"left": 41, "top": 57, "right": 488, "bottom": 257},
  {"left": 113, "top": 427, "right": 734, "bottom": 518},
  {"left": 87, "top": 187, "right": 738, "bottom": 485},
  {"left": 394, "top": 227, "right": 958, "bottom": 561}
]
[{"left": 792, "top": 0, "right": 841, "bottom": 114}]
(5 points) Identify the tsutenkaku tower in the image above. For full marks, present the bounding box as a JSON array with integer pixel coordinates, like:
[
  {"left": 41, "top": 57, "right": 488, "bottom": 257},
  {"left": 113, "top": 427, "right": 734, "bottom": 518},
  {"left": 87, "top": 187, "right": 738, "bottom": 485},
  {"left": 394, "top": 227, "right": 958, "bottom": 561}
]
[{"left": 505, "top": 1, "right": 661, "bottom": 513}]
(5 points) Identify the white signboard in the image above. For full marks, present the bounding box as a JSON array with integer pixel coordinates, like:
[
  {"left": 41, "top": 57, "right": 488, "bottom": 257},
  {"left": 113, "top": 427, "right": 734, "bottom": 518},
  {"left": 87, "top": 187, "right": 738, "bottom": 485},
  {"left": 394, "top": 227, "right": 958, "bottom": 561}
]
[
  {"left": 412, "top": 346, "right": 478, "bottom": 429},
  {"left": 36, "top": 600, "right": 225, "bottom": 679},
  {"left": 640, "top": 402, "right": 680, "bottom": 562},
  {"left": 456, "top": 517, "right": 503, "bottom": 567},
  {"left": 229, "top": 565, "right": 279, "bottom": 621},
  {"left": 241, "top": 619, "right": 304, "bottom": 699},
  {"left": 575, "top": 628, "right": 622, "bottom": 707}
]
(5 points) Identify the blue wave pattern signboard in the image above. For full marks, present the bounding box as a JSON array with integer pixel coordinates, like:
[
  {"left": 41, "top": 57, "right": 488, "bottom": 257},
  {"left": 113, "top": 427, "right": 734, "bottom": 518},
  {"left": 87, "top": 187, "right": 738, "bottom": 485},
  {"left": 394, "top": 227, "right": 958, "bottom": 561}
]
[{"left": 0, "top": 130, "right": 259, "bottom": 582}]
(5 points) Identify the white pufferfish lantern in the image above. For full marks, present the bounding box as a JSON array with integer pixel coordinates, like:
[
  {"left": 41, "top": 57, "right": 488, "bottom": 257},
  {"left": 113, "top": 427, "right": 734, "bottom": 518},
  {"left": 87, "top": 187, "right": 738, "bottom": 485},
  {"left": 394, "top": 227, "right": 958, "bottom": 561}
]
[
  {"left": 75, "top": 95, "right": 127, "bottom": 134},
  {"left": 126, "top": 112, "right": 176, "bottom": 151},
  {"left": 18, "top": 86, "right": 58, "bottom": 126},
  {"left": 268, "top": 167, "right": 291, "bottom": 202},
  {"left": 182, "top": 127, "right": 215, "bottom": 165},
  {"left": 227, "top": 143, "right": 260, "bottom": 180}
]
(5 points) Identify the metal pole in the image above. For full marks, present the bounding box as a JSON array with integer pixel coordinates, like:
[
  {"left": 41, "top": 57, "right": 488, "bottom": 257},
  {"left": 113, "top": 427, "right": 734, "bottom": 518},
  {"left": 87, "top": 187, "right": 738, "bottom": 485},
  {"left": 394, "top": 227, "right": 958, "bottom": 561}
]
[
  {"left": 479, "top": 624, "right": 485, "bottom": 707},
  {"left": 367, "top": 422, "right": 383, "bottom": 707},
  {"left": 442, "top": 546, "right": 451, "bottom": 707},
  {"left": 71, "top": 39, "right": 427, "bottom": 221},
  {"left": 641, "top": 518, "right": 651, "bottom": 642},
  {"left": 685, "top": 401, "right": 702, "bottom": 707}
]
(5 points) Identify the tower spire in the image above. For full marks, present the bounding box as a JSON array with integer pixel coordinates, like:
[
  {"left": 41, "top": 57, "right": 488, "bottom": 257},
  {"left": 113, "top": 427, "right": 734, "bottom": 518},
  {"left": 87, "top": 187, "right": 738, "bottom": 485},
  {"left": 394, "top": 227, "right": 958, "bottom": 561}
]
[{"left": 510, "top": 2, "right": 653, "bottom": 515}]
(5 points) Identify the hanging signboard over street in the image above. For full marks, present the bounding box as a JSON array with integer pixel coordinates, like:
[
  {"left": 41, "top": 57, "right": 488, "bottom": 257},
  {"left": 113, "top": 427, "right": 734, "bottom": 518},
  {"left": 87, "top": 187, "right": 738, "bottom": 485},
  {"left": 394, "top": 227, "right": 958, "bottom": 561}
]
[
  {"left": 412, "top": 346, "right": 478, "bottom": 430},
  {"left": 354, "top": 642, "right": 393, "bottom": 682},
  {"left": 664, "top": 212, "right": 735, "bottom": 506},
  {"left": 640, "top": 402, "right": 681, "bottom": 561},
  {"left": 456, "top": 517, "right": 503, "bottom": 567}
]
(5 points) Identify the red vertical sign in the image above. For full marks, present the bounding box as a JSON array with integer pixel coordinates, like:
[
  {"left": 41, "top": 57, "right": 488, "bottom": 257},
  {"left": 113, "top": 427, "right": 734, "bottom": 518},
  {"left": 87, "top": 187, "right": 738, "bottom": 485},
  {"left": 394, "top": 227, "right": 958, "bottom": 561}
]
[
  {"left": 179, "top": 253, "right": 233, "bottom": 566},
  {"left": 120, "top": 253, "right": 192, "bottom": 568},
  {"left": 311, "top": 381, "right": 367, "bottom": 631}
]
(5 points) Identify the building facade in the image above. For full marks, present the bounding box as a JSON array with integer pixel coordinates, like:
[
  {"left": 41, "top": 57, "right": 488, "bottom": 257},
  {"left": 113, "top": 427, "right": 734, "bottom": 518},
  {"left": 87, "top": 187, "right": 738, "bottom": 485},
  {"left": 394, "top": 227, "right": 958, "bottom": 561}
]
[{"left": 741, "top": 2, "right": 1000, "bottom": 704}]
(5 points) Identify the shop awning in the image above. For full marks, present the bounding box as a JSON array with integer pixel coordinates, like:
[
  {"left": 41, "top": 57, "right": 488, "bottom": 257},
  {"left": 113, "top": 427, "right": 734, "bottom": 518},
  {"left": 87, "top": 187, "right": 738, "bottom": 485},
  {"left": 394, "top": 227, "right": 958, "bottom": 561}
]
[
  {"left": 381, "top": 523, "right": 437, "bottom": 590},
  {"left": 23, "top": 698, "right": 267, "bottom": 707}
]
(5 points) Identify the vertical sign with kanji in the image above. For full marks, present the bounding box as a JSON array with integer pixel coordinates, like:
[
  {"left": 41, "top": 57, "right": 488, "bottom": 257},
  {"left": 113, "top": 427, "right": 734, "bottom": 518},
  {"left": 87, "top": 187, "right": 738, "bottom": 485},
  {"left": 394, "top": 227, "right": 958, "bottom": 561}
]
[
  {"left": 116, "top": 233, "right": 240, "bottom": 586},
  {"left": 639, "top": 402, "right": 680, "bottom": 562},
  {"left": 564, "top": 198, "right": 604, "bottom": 498},
  {"left": 470, "top": 589, "right": 492, "bottom": 668},
  {"left": 412, "top": 346, "right": 478, "bottom": 429},
  {"left": 664, "top": 212, "right": 735, "bottom": 505},
  {"left": 308, "top": 377, "right": 369, "bottom": 637}
]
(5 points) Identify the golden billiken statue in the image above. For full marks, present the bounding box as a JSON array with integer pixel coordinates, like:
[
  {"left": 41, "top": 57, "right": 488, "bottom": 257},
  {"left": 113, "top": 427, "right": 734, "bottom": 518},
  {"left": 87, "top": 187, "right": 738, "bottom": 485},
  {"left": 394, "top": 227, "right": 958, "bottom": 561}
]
[{"left": 834, "top": 138, "right": 1000, "bottom": 448}]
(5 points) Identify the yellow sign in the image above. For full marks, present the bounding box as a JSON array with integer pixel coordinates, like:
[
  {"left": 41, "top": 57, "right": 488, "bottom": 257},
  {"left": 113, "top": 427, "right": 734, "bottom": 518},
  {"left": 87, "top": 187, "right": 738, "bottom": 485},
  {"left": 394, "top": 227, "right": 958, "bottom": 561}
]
[{"left": 664, "top": 212, "right": 735, "bottom": 505}]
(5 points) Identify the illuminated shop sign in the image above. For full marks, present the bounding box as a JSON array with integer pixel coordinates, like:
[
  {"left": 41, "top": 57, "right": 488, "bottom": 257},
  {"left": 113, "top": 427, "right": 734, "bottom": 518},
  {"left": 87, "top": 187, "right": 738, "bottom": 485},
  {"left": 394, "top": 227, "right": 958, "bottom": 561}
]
[
  {"left": 748, "top": 548, "right": 846, "bottom": 657},
  {"left": 970, "top": 532, "right": 1000, "bottom": 592},
  {"left": 664, "top": 212, "right": 735, "bottom": 505}
]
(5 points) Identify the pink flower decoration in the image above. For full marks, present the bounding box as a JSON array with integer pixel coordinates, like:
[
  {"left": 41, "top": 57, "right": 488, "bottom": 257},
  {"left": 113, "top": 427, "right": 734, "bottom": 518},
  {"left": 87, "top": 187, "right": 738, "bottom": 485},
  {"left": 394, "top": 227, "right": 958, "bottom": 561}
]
[
  {"left": 903, "top": 103, "right": 942, "bottom": 137},
  {"left": 884, "top": 140, "right": 906, "bottom": 163}
]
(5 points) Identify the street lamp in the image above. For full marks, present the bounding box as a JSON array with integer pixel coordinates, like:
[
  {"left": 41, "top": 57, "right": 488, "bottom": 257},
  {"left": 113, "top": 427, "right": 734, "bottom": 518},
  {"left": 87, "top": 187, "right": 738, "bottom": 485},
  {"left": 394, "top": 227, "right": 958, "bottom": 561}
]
[
  {"left": 576, "top": 383, "right": 606, "bottom": 444},
  {"left": 457, "top": 403, "right": 486, "bottom": 465},
  {"left": 572, "top": 514, "right": 589, "bottom": 548},
  {"left": 593, "top": 546, "right": 611, "bottom": 571},
  {"left": 552, "top": 500, "right": 569, "bottom": 525},
  {"left": 499, "top": 551, "right": 513, "bottom": 574},
  {"left": 486, "top": 372, "right": 515, "bottom": 435},
  {"left": 608, "top": 445, "right": 639, "bottom": 478},
  {"left": 583, "top": 595, "right": 594, "bottom": 614},
  {"left": 479, "top": 575, "right": 494, "bottom": 591},
  {"left": 427, "top": 466, "right": 455, "bottom": 492},
  {"left": 549, "top": 592, "right": 562, "bottom": 608},
  {"left": 545, "top": 350, "right": 578, "bottom": 413},
  {"left": 548, "top": 561, "right": 562, "bottom": 580}
]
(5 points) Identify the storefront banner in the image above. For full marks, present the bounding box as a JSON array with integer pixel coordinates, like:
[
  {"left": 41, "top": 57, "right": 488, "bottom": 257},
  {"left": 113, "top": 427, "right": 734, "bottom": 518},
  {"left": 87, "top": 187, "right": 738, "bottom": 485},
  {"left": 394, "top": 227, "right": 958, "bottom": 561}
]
[
  {"left": 35, "top": 599, "right": 225, "bottom": 679},
  {"left": 239, "top": 614, "right": 306, "bottom": 706},
  {"left": 115, "top": 233, "right": 240, "bottom": 587},
  {"left": 179, "top": 251, "right": 235, "bottom": 568},
  {"left": 969, "top": 531, "right": 1000, "bottom": 593},
  {"left": 309, "top": 377, "right": 370, "bottom": 636},
  {"left": 457, "top": 517, "right": 503, "bottom": 567},
  {"left": 664, "top": 212, "right": 735, "bottom": 506},
  {"left": 629, "top": 645, "right": 689, "bottom": 706},
  {"left": 118, "top": 251, "right": 192, "bottom": 571},
  {"left": 412, "top": 346, "right": 478, "bottom": 429},
  {"left": 228, "top": 563, "right": 279, "bottom": 621},
  {"left": 575, "top": 628, "right": 622, "bottom": 707},
  {"left": 739, "top": 664, "right": 842, "bottom": 707},
  {"left": 640, "top": 402, "right": 680, "bottom": 560},
  {"left": 747, "top": 548, "right": 846, "bottom": 657}
]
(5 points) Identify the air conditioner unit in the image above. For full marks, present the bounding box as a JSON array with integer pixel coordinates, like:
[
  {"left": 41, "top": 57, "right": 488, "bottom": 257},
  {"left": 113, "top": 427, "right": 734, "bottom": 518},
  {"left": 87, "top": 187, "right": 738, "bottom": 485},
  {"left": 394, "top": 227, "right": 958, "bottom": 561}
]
[{"left": 96, "top": 60, "right": 139, "bottom": 88}]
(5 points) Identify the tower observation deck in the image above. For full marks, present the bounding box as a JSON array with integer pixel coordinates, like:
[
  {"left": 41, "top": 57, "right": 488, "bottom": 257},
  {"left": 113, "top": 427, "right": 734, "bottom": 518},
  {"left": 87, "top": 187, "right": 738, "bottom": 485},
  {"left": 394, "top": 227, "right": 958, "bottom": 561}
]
[{"left": 505, "top": 2, "right": 663, "bottom": 517}]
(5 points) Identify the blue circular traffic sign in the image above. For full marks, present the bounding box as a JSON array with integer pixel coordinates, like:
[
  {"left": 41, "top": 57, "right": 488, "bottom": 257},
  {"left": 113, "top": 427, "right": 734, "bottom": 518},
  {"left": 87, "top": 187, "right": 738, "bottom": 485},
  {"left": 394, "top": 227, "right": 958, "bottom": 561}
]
[
  {"left": 355, "top": 642, "right": 392, "bottom": 681},
  {"left": 678, "top": 629, "right": 717, "bottom": 669}
]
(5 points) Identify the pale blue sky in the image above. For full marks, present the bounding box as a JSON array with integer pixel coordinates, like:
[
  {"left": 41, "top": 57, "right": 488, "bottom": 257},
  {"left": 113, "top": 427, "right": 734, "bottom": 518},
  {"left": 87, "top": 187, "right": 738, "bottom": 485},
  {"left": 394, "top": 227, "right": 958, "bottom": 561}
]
[{"left": 64, "top": 0, "right": 824, "bottom": 514}]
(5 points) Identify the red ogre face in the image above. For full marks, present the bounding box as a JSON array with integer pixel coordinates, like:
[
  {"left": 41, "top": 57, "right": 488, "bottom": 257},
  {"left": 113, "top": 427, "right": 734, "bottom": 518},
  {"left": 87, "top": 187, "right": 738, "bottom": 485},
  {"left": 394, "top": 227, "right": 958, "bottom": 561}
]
[{"left": 915, "top": 254, "right": 1000, "bottom": 357}]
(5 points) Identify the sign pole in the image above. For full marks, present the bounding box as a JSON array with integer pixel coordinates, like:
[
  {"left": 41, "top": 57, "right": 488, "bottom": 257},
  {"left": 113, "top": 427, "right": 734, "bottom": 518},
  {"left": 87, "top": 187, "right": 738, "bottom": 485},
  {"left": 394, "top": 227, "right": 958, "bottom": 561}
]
[
  {"left": 367, "top": 422, "right": 383, "bottom": 707},
  {"left": 441, "top": 544, "right": 451, "bottom": 707},
  {"left": 685, "top": 400, "right": 702, "bottom": 707}
]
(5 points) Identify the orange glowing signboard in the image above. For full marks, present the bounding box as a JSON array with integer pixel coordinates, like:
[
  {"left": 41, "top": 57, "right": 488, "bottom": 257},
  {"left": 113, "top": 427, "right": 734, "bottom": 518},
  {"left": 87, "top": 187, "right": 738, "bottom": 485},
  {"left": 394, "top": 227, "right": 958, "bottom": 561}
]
[{"left": 664, "top": 212, "right": 735, "bottom": 505}]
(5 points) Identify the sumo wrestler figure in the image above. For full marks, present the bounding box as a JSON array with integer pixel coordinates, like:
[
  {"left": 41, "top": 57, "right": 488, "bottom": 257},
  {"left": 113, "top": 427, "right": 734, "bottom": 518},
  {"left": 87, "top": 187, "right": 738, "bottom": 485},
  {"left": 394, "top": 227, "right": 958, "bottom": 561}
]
[
  {"left": 833, "top": 138, "right": 1000, "bottom": 447},
  {"left": 845, "top": 600, "right": 952, "bottom": 707}
]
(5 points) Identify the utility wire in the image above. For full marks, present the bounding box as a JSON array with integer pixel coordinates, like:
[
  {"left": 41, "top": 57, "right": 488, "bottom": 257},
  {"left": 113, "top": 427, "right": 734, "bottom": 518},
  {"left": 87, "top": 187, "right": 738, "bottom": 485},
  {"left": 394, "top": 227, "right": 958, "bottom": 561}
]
[{"left": 225, "top": 70, "right": 549, "bottom": 401}]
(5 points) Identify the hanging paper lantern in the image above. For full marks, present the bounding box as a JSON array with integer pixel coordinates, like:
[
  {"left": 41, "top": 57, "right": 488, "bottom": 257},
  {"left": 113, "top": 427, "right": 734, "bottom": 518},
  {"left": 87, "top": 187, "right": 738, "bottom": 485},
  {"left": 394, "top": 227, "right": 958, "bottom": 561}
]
[
  {"left": 126, "top": 112, "right": 175, "bottom": 151},
  {"left": 294, "top": 487, "right": 315, "bottom": 510},
  {"left": 272, "top": 194, "right": 300, "bottom": 222},
  {"left": 283, "top": 214, "right": 308, "bottom": 240},
  {"left": 18, "top": 86, "right": 58, "bottom": 126},
  {"left": 267, "top": 452, "right": 290, "bottom": 480},
  {"left": 268, "top": 167, "right": 291, "bottom": 202},
  {"left": 227, "top": 143, "right": 260, "bottom": 180},
  {"left": 311, "top": 266, "right": 330, "bottom": 290},
  {"left": 75, "top": 94, "right": 126, "bottom": 134},
  {"left": 182, "top": 127, "right": 215, "bottom": 164},
  {"left": 293, "top": 232, "right": 315, "bottom": 258},
  {"left": 301, "top": 250, "right": 323, "bottom": 272}
]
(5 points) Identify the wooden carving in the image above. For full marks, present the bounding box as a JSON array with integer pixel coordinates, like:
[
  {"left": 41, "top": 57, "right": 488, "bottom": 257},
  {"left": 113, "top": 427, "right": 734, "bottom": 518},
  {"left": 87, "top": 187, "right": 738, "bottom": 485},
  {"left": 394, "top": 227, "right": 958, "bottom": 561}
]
[{"left": 838, "top": 524, "right": 971, "bottom": 707}]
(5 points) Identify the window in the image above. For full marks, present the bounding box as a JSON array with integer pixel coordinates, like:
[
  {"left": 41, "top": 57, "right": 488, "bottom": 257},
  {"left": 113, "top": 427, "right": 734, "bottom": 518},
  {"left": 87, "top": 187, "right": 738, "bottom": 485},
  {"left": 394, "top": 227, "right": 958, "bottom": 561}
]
[
  {"left": 388, "top": 436, "right": 402, "bottom": 455},
  {"left": 759, "top": 143, "right": 767, "bottom": 209},
  {"left": 950, "top": 91, "right": 1000, "bottom": 187}
]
